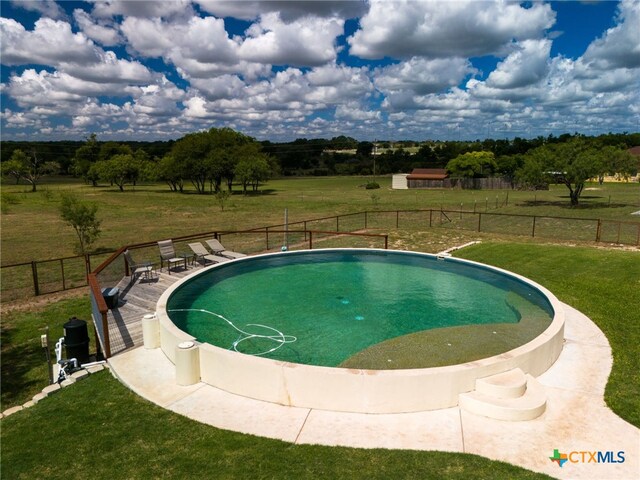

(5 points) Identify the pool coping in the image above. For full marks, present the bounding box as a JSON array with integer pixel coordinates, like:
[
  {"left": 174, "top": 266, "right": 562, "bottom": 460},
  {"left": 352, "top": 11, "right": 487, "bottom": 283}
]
[
  {"left": 154, "top": 248, "right": 565, "bottom": 414},
  {"left": 108, "top": 301, "right": 640, "bottom": 480}
]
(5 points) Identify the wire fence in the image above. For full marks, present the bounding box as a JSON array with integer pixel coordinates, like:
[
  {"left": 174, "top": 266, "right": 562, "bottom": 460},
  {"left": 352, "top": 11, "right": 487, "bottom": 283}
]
[{"left": 2, "top": 209, "right": 638, "bottom": 303}]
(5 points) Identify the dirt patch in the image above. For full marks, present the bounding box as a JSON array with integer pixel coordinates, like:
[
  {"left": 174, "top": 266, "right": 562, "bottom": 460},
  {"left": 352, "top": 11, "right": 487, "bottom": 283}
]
[{"left": 0, "top": 288, "right": 87, "bottom": 314}]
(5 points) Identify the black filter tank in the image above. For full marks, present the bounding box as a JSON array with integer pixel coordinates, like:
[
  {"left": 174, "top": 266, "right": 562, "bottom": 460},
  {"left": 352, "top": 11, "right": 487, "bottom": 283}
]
[{"left": 63, "top": 317, "right": 90, "bottom": 365}]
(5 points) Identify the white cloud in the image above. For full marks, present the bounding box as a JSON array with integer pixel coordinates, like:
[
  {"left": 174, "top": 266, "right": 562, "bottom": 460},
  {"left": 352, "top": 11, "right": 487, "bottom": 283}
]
[
  {"left": 335, "top": 102, "right": 381, "bottom": 122},
  {"left": 0, "top": 17, "right": 99, "bottom": 66},
  {"left": 119, "top": 16, "right": 184, "bottom": 58},
  {"left": 60, "top": 51, "right": 155, "bottom": 84},
  {"left": 5, "top": 69, "right": 89, "bottom": 112},
  {"left": 91, "top": 0, "right": 193, "bottom": 19},
  {"left": 195, "top": 1, "right": 367, "bottom": 22},
  {"left": 348, "top": 0, "right": 555, "bottom": 59},
  {"left": 485, "top": 39, "right": 551, "bottom": 89},
  {"left": 120, "top": 15, "right": 270, "bottom": 79},
  {"left": 579, "top": 0, "right": 640, "bottom": 71},
  {"left": 375, "top": 57, "right": 476, "bottom": 95},
  {"left": 189, "top": 75, "right": 246, "bottom": 101},
  {"left": 73, "top": 8, "right": 123, "bottom": 46},
  {"left": 238, "top": 13, "right": 344, "bottom": 66},
  {"left": 10, "top": 0, "right": 66, "bottom": 20}
]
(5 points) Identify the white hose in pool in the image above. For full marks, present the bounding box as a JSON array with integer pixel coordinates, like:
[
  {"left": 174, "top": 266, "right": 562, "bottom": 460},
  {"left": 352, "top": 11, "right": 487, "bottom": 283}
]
[{"left": 168, "top": 308, "right": 297, "bottom": 356}]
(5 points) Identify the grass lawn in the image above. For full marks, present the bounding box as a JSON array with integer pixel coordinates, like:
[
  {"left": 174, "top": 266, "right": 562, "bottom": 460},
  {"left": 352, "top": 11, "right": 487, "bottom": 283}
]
[
  {"left": 0, "top": 294, "right": 91, "bottom": 410},
  {"left": 1, "top": 177, "right": 638, "bottom": 265},
  {"left": 0, "top": 370, "right": 552, "bottom": 480}
]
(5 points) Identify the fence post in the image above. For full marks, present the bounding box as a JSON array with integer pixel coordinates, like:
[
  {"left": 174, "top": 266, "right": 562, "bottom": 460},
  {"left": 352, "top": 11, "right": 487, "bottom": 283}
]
[
  {"left": 595, "top": 219, "right": 602, "bottom": 243},
  {"left": 60, "top": 259, "right": 66, "bottom": 291},
  {"left": 31, "top": 261, "right": 40, "bottom": 296},
  {"left": 102, "top": 310, "right": 111, "bottom": 358},
  {"left": 265, "top": 227, "right": 269, "bottom": 250},
  {"left": 477, "top": 213, "right": 482, "bottom": 232},
  {"left": 304, "top": 221, "right": 308, "bottom": 241},
  {"left": 384, "top": 235, "right": 388, "bottom": 249},
  {"left": 85, "top": 254, "right": 91, "bottom": 278},
  {"left": 532, "top": 216, "right": 537, "bottom": 237},
  {"left": 309, "top": 231, "right": 313, "bottom": 249}
]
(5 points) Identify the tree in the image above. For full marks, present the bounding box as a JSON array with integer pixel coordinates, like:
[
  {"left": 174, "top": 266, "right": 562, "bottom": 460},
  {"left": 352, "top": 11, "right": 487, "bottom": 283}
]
[
  {"left": 596, "top": 146, "right": 637, "bottom": 183},
  {"left": 446, "top": 151, "right": 497, "bottom": 178},
  {"left": 72, "top": 134, "right": 100, "bottom": 186},
  {"left": 98, "top": 142, "right": 132, "bottom": 162},
  {"left": 496, "top": 154, "right": 525, "bottom": 186},
  {"left": 155, "top": 154, "right": 185, "bottom": 192},
  {"left": 235, "top": 154, "right": 271, "bottom": 193},
  {"left": 1, "top": 153, "right": 26, "bottom": 184},
  {"left": 170, "top": 127, "right": 266, "bottom": 194},
  {"left": 518, "top": 138, "right": 635, "bottom": 206},
  {"left": 97, "top": 154, "right": 138, "bottom": 191},
  {"left": 5, "top": 148, "right": 58, "bottom": 191},
  {"left": 59, "top": 193, "right": 101, "bottom": 254},
  {"left": 356, "top": 141, "right": 374, "bottom": 157},
  {"left": 171, "top": 131, "right": 211, "bottom": 194}
]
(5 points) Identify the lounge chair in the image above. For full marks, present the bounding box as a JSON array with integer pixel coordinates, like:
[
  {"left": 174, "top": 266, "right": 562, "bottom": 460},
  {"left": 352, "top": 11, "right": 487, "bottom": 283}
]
[
  {"left": 188, "top": 242, "right": 229, "bottom": 266},
  {"left": 123, "top": 249, "right": 155, "bottom": 284},
  {"left": 205, "top": 238, "right": 247, "bottom": 259},
  {"left": 157, "top": 239, "right": 185, "bottom": 274}
]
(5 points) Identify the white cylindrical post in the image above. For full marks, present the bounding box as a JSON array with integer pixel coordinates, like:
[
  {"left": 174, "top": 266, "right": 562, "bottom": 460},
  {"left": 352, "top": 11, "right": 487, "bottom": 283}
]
[
  {"left": 142, "top": 313, "right": 160, "bottom": 349},
  {"left": 175, "top": 341, "right": 200, "bottom": 386}
]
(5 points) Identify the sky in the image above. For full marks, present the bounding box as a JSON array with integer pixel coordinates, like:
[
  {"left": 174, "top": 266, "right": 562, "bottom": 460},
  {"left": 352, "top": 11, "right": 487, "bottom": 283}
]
[{"left": 1, "top": 0, "right": 639, "bottom": 142}]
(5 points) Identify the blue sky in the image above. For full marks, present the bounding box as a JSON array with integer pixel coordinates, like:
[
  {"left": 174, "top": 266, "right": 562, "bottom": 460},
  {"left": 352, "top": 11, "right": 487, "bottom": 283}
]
[{"left": 1, "top": 1, "right": 638, "bottom": 142}]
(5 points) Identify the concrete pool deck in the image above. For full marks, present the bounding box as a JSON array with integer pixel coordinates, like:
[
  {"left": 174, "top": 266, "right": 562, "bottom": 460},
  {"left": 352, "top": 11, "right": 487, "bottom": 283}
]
[{"left": 108, "top": 302, "right": 639, "bottom": 480}]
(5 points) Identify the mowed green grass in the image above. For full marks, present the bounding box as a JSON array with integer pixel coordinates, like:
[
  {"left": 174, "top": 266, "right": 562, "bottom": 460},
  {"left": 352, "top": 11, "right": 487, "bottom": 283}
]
[
  {"left": 1, "top": 177, "right": 638, "bottom": 265},
  {"left": 1, "top": 295, "right": 91, "bottom": 409},
  {"left": 0, "top": 370, "right": 552, "bottom": 480}
]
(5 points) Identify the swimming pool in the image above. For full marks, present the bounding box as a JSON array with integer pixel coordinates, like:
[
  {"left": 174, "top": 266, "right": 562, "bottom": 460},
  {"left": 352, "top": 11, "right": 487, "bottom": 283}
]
[
  {"left": 156, "top": 249, "right": 564, "bottom": 413},
  {"left": 166, "top": 250, "right": 554, "bottom": 369}
]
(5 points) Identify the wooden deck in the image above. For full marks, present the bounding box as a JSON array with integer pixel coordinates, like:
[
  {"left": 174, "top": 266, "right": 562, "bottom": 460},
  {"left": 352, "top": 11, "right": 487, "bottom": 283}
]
[{"left": 106, "top": 265, "right": 195, "bottom": 357}]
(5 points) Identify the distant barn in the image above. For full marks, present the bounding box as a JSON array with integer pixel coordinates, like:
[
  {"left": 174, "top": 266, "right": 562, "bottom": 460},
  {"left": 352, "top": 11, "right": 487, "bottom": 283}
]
[
  {"left": 406, "top": 169, "right": 449, "bottom": 188},
  {"left": 393, "top": 168, "right": 514, "bottom": 189}
]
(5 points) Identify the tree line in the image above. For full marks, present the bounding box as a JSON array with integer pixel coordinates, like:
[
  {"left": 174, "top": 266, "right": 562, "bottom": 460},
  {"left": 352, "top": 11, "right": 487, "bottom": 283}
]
[{"left": 1, "top": 130, "right": 638, "bottom": 205}]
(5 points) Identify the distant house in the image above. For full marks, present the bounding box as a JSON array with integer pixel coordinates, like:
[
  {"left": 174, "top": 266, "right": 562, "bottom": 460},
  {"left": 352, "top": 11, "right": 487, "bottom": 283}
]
[
  {"left": 406, "top": 168, "right": 449, "bottom": 188},
  {"left": 628, "top": 146, "right": 640, "bottom": 156}
]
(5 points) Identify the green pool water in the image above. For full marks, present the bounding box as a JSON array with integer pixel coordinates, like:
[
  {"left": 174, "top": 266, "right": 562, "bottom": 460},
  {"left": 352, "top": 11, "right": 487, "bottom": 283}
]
[{"left": 167, "top": 250, "right": 554, "bottom": 368}]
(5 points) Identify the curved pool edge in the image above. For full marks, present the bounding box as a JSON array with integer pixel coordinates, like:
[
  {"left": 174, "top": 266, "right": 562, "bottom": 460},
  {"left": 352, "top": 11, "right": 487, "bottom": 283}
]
[{"left": 155, "top": 248, "right": 565, "bottom": 414}]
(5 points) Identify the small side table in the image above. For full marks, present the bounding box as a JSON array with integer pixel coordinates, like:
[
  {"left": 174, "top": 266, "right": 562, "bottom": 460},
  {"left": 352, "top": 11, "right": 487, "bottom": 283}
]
[{"left": 179, "top": 253, "right": 193, "bottom": 270}]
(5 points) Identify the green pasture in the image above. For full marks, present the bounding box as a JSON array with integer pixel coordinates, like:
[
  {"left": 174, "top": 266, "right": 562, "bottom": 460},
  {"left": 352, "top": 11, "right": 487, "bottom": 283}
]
[{"left": 1, "top": 176, "right": 638, "bottom": 265}]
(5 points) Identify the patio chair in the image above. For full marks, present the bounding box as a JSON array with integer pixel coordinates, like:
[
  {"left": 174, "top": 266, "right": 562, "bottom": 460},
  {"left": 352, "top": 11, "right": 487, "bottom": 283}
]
[
  {"left": 188, "top": 242, "right": 229, "bottom": 266},
  {"left": 205, "top": 238, "right": 247, "bottom": 259},
  {"left": 123, "top": 249, "right": 155, "bottom": 284},
  {"left": 157, "top": 239, "right": 185, "bottom": 274}
]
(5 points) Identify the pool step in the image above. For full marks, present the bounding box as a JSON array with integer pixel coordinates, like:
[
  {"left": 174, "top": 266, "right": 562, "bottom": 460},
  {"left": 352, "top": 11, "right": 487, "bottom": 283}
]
[
  {"left": 459, "top": 369, "right": 546, "bottom": 421},
  {"left": 475, "top": 367, "right": 527, "bottom": 399}
]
